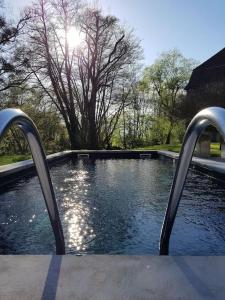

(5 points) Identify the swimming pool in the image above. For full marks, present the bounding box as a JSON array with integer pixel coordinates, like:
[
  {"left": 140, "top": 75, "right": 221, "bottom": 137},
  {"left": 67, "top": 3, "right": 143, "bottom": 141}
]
[{"left": 0, "top": 158, "right": 225, "bottom": 255}]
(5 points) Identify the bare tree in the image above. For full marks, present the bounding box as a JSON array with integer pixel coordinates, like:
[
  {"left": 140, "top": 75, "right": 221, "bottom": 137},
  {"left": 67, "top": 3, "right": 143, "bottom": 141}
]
[
  {"left": 0, "top": 3, "right": 30, "bottom": 93},
  {"left": 121, "top": 80, "right": 153, "bottom": 148},
  {"left": 25, "top": 0, "right": 142, "bottom": 149},
  {"left": 76, "top": 9, "right": 141, "bottom": 148},
  {"left": 24, "top": 0, "right": 81, "bottom": 148}
]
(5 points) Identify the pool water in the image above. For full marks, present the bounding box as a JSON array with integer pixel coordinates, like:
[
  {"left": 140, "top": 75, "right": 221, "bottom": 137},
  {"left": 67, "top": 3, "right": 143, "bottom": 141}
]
[{"left": 1, "top": 159, "right": 225, "bottom": 255}]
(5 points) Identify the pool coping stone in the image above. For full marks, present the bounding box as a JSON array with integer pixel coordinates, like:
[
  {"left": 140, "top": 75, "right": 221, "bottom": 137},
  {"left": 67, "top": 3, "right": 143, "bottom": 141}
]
[
  {"left": 1, "top": 149, "right": 225, "bottom": 185},
  {"left": 0, "top": 255, "right": 224, "bottom": 300},
  {"left": 158, "top": 150, "right": 225, "bottom": 181}
]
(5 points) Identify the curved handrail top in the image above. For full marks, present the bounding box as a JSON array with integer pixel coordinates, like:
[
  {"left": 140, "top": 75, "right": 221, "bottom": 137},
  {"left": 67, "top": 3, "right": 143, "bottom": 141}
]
[
  {"left": 0, "top": 108, "right": 37, "bottom": 137},
  {"left": 188, "top": 107, "right": 225, "bottom": 139}
]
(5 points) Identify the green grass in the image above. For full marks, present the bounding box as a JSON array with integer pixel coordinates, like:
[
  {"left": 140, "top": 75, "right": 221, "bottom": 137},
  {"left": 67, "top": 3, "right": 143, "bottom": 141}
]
[
  {"left": 0, "top": 155, "right": 31, "bottom": 166},
  {"left": 134, "top": 144, "right": 182, "bottom": 152},
  {"left": 135, "top": 143, "right": 221, "bottom": 157},
  {"left": 210, "top": 143, "right": 221, "bottom": 157},
  {"left": 0, "top": 143, "right": 222, "bottom": 166}
]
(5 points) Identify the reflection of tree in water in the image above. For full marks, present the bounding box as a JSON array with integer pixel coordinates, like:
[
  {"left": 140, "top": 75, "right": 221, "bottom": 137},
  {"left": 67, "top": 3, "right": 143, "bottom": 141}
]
[
  {"left": 0, "top": 176, "right": 54, "bottom": 254},
  {"left": 182, "top": 170, "right": 225, "bottom": 243}
]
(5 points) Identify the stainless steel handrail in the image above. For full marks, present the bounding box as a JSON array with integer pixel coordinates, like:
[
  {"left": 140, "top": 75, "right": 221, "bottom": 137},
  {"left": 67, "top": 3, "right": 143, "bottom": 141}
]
[
  {"left": 160, "top": 107, "right": 225, "bottom": 255},
  {"left": 0, "top": 108, "right": 65, "bottom": 254}
]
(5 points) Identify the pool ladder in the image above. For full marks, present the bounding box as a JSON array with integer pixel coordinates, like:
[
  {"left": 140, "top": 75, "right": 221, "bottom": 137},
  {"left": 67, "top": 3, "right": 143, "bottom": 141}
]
[
  {"left": 160, "top": 107, "right": 225, "bottom": 255},
  {"left": 0, "top": 109, "right": 65, "bottom": 254},
  {"left": 1, "top": 107, "right": 225, "bottom": 256}
]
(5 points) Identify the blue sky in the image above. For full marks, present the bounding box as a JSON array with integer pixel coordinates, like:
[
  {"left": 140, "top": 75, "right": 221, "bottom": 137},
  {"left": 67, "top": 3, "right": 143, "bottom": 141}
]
[{"left": 7, "top": 0, "right": 225, "bottom": 66}]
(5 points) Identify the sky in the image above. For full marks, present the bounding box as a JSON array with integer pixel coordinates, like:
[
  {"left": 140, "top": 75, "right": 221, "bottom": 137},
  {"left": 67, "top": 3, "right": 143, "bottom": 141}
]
[{"left": 6, "top": 0, "right": 225, "bottom": 66}]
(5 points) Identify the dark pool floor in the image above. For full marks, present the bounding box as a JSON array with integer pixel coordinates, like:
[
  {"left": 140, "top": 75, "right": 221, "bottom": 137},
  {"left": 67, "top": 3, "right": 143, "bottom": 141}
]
[{"left": 0, "top": 159, "right": 225, "bottom": 255}]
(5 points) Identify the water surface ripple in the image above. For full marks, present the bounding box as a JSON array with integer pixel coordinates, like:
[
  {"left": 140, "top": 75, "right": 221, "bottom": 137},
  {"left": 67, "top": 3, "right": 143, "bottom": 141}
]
[{"left": 0, "top": 159, "right": 225, "bottom": 255}]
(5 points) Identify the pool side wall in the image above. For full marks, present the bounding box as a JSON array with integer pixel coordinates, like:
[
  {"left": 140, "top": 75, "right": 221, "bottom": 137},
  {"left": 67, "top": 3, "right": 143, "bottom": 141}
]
[
  {"left": 0, "top": 150, "right": 158, "bottom": 187},
  {"left": 0, "top": 150, "right": 225, "bottom": 187},
  {"left": 158, "top": 150, "right": 225, "bottom": 184}
]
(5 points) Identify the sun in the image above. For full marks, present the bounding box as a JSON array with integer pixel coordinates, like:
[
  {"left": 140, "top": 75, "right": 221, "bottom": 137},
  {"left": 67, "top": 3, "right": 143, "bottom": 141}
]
[{"left": 66, "top": 27, "right": 84, "bottom": 49}]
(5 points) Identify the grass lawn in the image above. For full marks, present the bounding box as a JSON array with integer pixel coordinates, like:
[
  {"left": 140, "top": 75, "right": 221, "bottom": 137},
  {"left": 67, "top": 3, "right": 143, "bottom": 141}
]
[
  {"left": 135, "top": 144, "right": 182, "bottom": 152},
  {"left": 0, "top": 143, "right": 222, "bottom": 166},
  {"left": 135, "top": 143, "right": 221, "bottom": 157},
  {"left": 0, "top": 155, "right": 31, "bottom": 166},
  {"left": 210, "top": 143, "right": 221, "bottom": 157}
]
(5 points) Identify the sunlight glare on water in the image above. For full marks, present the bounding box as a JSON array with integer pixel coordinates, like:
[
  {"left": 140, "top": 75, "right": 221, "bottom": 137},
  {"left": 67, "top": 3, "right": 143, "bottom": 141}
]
[
  {"left": 61, "top": 169, "right": 95, "bottom": 252},
  {"left": 1, "top": 159, "right": 225, "bottom": 255}
]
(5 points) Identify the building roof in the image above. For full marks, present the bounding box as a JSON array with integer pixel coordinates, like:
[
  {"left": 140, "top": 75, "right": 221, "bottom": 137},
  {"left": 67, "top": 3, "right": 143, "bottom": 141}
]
[{"left": 185, "top": 48, "right": 225, "bottom": 90}]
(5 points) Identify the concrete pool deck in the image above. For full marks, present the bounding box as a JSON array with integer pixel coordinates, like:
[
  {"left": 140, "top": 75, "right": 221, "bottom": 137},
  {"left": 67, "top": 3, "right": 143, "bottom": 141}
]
[
  {"left": 158, "top": 150, "right": 225, "bottom": 180},
  {"left": 0, "top": 255, "right": 224, "bottom": 300}
]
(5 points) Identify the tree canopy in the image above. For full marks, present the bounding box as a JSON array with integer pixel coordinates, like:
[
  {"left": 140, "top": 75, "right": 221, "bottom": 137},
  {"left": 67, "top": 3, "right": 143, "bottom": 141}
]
[
  {"left": 143, "top": 49, "right": 196, "bottom": 143},
  {"left": 0, "top": 1, "right": 200, "bottom": 152},
  {"left": 24, "top": 0, "right": 142, "bottom": 149}
]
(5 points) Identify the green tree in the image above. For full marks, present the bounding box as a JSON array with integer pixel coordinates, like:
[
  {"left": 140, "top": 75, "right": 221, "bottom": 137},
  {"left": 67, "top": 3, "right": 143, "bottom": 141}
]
[
  {"left": 1, "top": 86, "right": 69, "bottom": 155},
  {"left": 119, "top": 80, "right": 153, "bottom": 148},
  {"left": 144, "top": 49, "right": 196, "bottom": 144}
]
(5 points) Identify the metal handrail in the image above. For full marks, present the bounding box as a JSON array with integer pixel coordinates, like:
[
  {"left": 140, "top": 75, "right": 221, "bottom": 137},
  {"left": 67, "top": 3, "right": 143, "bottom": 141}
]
[
  {"left": 160, "top": 107, "right": 225, "bottom": 255},
  {"left": 0, "top": 108, "right": 65, "bottom": 254}
]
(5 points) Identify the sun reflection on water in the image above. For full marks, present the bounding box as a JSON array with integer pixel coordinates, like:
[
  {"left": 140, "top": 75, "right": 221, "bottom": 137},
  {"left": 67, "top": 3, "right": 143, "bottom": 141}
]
[{"left": 59, "top": 169, "right": 95, "bottom": 252}]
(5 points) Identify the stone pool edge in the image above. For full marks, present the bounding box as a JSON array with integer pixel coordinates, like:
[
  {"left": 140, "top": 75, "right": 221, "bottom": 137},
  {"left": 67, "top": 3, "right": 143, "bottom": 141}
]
[
  {"left": 158, "top": 150, "right": 225, "bottom": 182},
  {"left": 1, "top": 149, "right": 225, "bottom": 186},
  {"left": 0, "top": 255, "right": 224, "bottom": 299},
  {"left": 0, "top": 150, "right": 74, "bottom": 187},
  {"left": 0, "top": 150, "right": 158, "bottom": 187}
]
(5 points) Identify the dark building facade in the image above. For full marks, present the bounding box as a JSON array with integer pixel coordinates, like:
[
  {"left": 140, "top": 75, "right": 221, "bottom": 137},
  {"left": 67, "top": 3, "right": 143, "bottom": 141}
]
[
  {"left": 186, "top": 48, "right": 225, "bottom": 91},
  {"left": 184, "top": 48, "right": 225, "bottom": 121}
]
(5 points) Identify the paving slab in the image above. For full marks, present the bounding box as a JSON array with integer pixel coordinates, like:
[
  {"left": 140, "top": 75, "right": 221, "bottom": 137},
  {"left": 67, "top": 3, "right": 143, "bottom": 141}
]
[{"left": 0, "top": 255, "right": 224, "bottom": 300}]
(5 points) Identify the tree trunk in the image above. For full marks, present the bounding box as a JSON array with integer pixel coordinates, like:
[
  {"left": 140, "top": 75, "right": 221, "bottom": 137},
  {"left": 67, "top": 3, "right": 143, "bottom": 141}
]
[
  {"left": 66, "top": 121, "right": 81, "bottom": 150},
  {"left": 87, "top": 121, "right": 99, "bottom": 149},
  {"left": 122, "top": 104, "right": 126, "bottom": 149},
  {"left": 165, "top": 131, "right": 171, "bottom": 145},
  {"left": 68, "top": 131, "right": 81, "bottom": 150},
  {"left": 86, "top": 97, "right": 99, "bottom": 149},
  {"left": 165, "top": 123, "right": 173, "bottom": 145}
]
